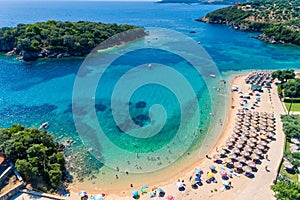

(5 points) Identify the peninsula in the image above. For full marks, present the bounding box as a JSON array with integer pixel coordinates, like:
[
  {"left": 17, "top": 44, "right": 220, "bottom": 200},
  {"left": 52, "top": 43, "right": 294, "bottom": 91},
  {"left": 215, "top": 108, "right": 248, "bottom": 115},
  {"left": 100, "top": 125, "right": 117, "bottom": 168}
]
[
  {"left": 0, "top": 20, "right": 146, "bottom": 61},
  {"left": 197, "top": 0, "right": 300, "bottom": 45}
]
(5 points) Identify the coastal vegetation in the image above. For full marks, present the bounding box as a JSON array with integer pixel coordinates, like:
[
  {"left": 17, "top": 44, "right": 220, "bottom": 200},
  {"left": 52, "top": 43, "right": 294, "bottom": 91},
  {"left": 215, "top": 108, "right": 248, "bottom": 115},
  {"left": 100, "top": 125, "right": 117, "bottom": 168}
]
[
  {"left": 272, "top": 70, "right": 300, "bottom": 113},
  {"left": 159, "top": 0, "right": 248, "bottom": 4},
  {"left": 197, "top": 0, "right": 300, "bottom": 45},
  {"left": 0, "top": 20, "right": 145, "bottom": 61},
  {"left": 272, "top": 115, "right": 300, "bottom": 200},
  {"left": 0, "top": 124, "right": 65, "bottom": 192}
]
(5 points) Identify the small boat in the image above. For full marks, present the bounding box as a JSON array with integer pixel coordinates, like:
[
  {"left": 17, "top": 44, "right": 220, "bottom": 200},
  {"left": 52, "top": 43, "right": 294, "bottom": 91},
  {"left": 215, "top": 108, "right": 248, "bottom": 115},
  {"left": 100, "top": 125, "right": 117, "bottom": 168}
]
[
  {"left": 190, "top": 31, "right": 196, "bottom": 34},
  {"left": 209, "top": 74, "right": 216, "bottom": 78},
  {"left": 39, "top": 122, "right": 49, "bottom": 129}
]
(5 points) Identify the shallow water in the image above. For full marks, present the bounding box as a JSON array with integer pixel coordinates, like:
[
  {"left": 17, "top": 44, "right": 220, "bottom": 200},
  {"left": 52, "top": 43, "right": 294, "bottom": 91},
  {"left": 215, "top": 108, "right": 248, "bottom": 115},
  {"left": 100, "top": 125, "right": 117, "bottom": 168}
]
[{"left": 0, "top": 1, "right": 300, "bottom": 181}]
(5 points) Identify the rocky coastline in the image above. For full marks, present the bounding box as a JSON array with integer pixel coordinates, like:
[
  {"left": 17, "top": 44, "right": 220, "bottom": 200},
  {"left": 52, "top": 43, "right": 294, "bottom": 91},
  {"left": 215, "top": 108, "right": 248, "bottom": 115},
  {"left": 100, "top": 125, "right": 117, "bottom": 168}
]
[
  {"left": 196, "top": 17, "right": 291, "bottom": 45},
  {"left": 196, "top": 17, "right": 264, "bottom": 32}
]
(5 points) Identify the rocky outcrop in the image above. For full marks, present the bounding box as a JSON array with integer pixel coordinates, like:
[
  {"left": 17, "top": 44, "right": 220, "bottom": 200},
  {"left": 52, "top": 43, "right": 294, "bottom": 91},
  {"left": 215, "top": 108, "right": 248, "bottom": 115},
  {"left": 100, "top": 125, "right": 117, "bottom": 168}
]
[
  {"left": 196, "top": 17, "right": 263, "bottom": 32},
  {"left": 257, "top": 34, "right": 286, "bottom": 44}
]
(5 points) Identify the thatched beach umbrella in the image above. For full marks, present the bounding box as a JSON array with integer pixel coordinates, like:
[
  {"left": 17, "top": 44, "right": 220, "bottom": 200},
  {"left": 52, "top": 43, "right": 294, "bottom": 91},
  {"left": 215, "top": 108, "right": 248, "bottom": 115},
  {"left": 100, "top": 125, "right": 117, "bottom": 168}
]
[
  {"left": 260, "top": 134, "right": 268, "bottom": 140},
  {"left": 241, "top": 151, "right": 251, "bottom": 157},
  {"left": 246, "top": 161, "right": 256, "bottom": 168},
  {"left": 253, "top": 149, "right": 262, "bottom": 155},
  {"left": 243, "top": 166, "right": 252, "bottom": 173},
  {"left": 234, "top": 162, "right": 243, "bottom": 168},
  {"left": 245, "top": 116, "right": 251, "bottom": 120},
  {"left": 257, "top": 145, "right": 265, "bottom": 150},
  {"left": 232, "top": 133, "right": 240, "bottom": 138},
  {"left": 260, "top": 130, "right": 267, "bottom": 135},
  {"left": 267, "top": 132, "right": 275, "bottom": 138},
  {"left": 251, "top": 153, "right": 260, "bottom": 160},
  {"left": 232, "top": 148, "right": 240, "bottom": 154},
  {"left": 228, "top": 153, "right": 237, "bottom": 159},
  {"left": 235, "top": 125, "right": 242, "bottom": 130},
  {"left": 244, "top": 145, "right": 253, "bottom": 152},
  {"left": 236, "top": 122, "right": 242, "bottom": 126},
  {"left": 247, "top": 141, "right": 256, "bottom": 146},
  {"left": 267, "top": 127, "right": 275, "bottom": 132},
  {"left": 249, "top": 138, "right": 258, "bottom": 143},
  {"left": 259, "top": 141, "right": 268, "bottom": 146},
  {"left": 244, "top": 122, "right": 250, "bottom": 127},
  {"left": 238, "top": 115, "right": 243, "bottom": 119},
  {"left": 229, "top": 137, "right": 236, "bottom": 142},
  {"left": 261, "top": 118, "right": 267, "bottom": 122},
  {"left": 237, "top": 156, "right": 247, "bottom": 163},
  {"left": 249, "top": 132, "right": 258, "bottom": 138},
  {"left": 234, "top": 129, "right": 241, "bottom": 133},
  {"left": 236, "top": 118, "right": 243, "bottom": 122},
  {"left": 236, "top": 143, "right": 244, "bottom": 149},
  {"left": 226, "top": 141, "right": 234, "bottom": 147},
  {"left": 213, "top": 154, "right": 221, "bottom": 160},
  {"left": 261, "top": 115, "right": 267, "bottom": 119}
]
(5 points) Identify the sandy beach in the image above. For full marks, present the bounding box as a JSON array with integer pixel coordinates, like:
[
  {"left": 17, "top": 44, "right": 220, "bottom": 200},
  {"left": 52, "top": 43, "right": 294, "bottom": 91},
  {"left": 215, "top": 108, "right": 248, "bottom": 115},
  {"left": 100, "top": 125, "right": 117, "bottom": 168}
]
[{"left": 65, "top": 72, "right": 285, "bottom": 200}]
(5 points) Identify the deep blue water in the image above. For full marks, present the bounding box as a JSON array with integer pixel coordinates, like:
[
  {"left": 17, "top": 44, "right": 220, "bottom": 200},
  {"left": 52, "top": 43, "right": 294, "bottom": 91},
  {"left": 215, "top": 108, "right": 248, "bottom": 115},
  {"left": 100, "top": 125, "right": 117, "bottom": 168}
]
[{"left": 0, "top": 1, "right": 300, "bottom": 173}]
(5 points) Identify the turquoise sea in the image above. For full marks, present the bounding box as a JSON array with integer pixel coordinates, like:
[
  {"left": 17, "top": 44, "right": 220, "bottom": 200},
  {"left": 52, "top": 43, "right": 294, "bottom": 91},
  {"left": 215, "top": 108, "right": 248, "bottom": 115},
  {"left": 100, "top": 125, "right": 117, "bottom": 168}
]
[{"left": 1, "top": 1, "right": 300, "bottom": 183}]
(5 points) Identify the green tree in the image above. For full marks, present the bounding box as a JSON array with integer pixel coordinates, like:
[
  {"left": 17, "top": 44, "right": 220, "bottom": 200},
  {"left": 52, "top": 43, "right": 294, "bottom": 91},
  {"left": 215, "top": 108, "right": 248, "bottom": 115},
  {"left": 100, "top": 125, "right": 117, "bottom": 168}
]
[
  {"left": 271, "top": 182, "right": 300, "bottom": 200},
  {"left": 0, "top": 125, "right": 66, "bottom": 190},
  {"left": 15, "top": 159, "right": 37, "bottom": 181},
  {"left": 284, "top": 78, "right": 300, "bottom": 114}
]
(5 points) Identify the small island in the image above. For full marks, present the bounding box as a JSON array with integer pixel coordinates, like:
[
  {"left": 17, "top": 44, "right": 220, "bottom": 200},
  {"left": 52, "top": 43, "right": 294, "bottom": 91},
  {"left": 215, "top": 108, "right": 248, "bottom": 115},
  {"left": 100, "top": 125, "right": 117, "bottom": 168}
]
[
  {"left": 196, "top": 0, "right": 300, "bottom": 45},
  {"left": 0, "top": 20, "right": 146, "bottom": 61}
]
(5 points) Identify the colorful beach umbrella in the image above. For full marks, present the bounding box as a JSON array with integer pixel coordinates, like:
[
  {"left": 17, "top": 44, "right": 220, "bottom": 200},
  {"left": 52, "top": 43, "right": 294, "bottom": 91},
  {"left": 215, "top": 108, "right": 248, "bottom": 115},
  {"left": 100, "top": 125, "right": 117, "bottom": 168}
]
[
  {"left": 194, "top": 168, "right": 202, "bottom": 175},
  {"left": 223, "top": 180, "right": 229, "bottom": 186},
  {"left": 167, "top": 195, "right": 174, "bottom": 200},
  {"left": 132, "top": 190, "right": 139, "bottom": 198},
  {"left": 208, "top": 172, "right": 214, "bottom": 178},
  {"left": 94, "top": 194, "right": 104, "bottom": 200},
  {"left": 195, "top": 177, "right": 201, "bottom": 183},
  {"left": 79, "top": 191, "right": 87, "bottom": 197},
  {"left": 209, "top": 165, "right": 216, "bottom": 170}
]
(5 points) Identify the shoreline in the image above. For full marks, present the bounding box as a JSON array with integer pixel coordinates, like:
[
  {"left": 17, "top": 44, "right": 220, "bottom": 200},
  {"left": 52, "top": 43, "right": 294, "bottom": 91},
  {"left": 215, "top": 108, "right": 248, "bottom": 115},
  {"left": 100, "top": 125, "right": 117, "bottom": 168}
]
[
  {"left": 66, "top": 71, "right": 286, "bottom": 200},
  {"left": 66, "top": 72, "right": 243, "bottom": 196}
]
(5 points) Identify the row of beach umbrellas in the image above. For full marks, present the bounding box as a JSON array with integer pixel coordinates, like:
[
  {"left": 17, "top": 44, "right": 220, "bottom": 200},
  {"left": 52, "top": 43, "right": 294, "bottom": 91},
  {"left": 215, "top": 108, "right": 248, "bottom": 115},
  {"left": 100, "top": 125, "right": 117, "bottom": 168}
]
[{"left": 212, "top": 109, "right": 276, "bottom": 173}]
